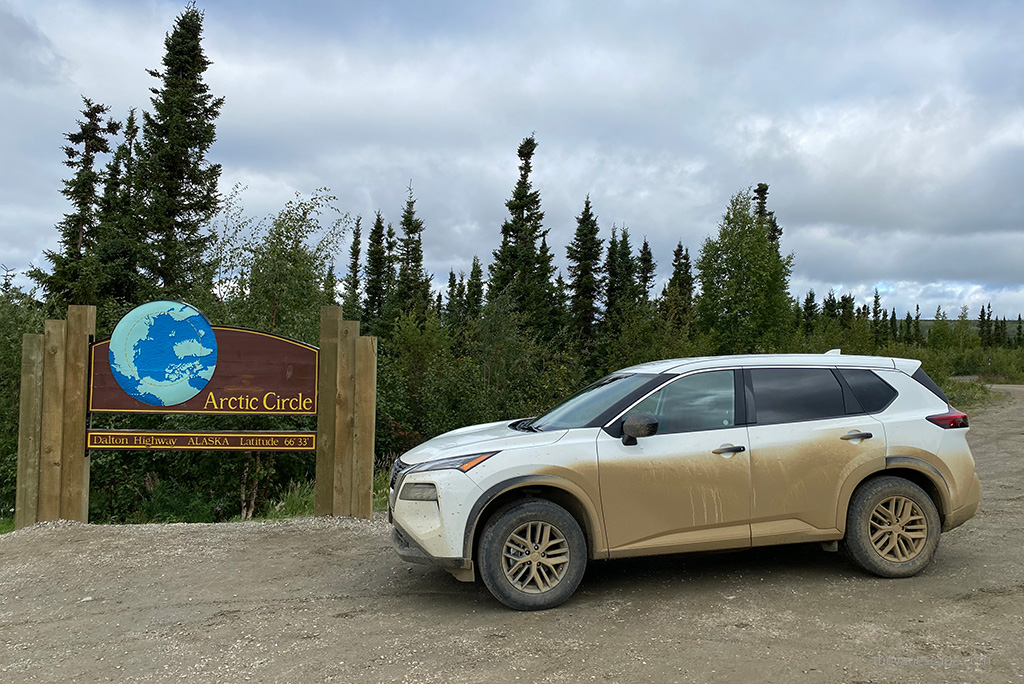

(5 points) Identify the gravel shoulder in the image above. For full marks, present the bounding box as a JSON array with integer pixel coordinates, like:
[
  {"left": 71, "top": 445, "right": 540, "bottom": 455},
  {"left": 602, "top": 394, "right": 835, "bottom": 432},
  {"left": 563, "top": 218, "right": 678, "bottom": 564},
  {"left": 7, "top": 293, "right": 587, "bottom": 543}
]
[{"left": 2, "top": 388, "right": 1022, "bottom": 683}]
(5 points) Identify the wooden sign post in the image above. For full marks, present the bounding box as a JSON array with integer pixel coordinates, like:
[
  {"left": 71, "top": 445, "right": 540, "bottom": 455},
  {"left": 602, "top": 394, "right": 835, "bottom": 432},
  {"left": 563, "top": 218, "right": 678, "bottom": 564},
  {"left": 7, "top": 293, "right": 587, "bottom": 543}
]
[
  {"left": 314, "top": 308, "right": 377, "bottom": 519},
  {"left": 15, "top": 305, "right": 95, "bottom": 528}
]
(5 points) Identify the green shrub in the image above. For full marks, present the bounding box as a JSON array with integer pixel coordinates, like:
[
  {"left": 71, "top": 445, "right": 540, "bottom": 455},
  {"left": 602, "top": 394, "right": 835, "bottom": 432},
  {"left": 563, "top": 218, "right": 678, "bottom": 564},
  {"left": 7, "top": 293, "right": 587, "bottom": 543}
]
[
  {"left": 132, "top": 476, "right": 233, "bottom": 523},
  {"left": 941, "top": 379, "right": 999, "bottom": 410}
]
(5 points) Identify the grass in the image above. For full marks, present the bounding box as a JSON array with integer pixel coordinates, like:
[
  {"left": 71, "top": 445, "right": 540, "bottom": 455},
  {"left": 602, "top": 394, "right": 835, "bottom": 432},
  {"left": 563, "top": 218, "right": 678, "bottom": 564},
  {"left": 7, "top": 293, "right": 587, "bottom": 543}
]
[
  {"left": 373, "top": 469, "right": 390, "bottom": 512},
  {"left": 260, "top": 480, "right": 315, "bottom": 519},
  {"left": 240, "top": 472, "right": 388, "bottom": 521},
  {"left": 0, "top": 516, "right": 14, "bottom": 535}
]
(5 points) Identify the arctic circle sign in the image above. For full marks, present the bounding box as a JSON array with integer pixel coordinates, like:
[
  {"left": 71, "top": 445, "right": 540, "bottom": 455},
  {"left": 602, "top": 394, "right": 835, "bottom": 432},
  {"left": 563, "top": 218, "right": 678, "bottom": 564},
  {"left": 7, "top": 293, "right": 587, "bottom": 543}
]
[
  {"left": 90, "top": 302, "right": 318, "bottom": 416},
  {"left": 17, "top": 302, "right": 376, "bottom": 527}
]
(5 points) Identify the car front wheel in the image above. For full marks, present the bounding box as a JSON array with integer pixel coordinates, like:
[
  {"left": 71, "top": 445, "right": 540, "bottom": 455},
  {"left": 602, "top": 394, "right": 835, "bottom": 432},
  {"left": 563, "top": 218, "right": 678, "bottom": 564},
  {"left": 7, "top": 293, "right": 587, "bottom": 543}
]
[
  {"left": 845, "top": 476, "right": 941, "bottom": 577},
  {"left": 477, "top": 499, "right": 587, "bottom": 610}
]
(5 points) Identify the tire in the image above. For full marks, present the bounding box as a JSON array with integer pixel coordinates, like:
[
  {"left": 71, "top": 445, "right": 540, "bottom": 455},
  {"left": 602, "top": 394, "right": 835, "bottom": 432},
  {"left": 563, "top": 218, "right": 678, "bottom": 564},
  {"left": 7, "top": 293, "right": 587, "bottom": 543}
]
[
  {"left": 844, "top": 476, "right": 941, "bottom": 578},
  {"left": 477, "top": 499, "right": 587, "bottom": 610}
]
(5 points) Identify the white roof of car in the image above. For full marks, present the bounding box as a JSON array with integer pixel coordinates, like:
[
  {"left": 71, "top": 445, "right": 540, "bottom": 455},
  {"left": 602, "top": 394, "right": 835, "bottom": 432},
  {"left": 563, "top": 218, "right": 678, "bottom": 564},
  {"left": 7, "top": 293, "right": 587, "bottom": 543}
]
[{"left": 621, "top": 353, "right": 921, "bottom": 376}]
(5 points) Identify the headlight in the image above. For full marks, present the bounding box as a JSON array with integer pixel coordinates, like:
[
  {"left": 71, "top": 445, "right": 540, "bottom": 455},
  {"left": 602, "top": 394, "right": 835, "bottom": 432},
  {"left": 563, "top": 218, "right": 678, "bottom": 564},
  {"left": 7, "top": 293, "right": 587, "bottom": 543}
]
[
  {"left": 399, "top": 482, "right": 438, "bottom": 501},
  {"left": 409, "top": 451, "right": 500, "bottom": 474}
]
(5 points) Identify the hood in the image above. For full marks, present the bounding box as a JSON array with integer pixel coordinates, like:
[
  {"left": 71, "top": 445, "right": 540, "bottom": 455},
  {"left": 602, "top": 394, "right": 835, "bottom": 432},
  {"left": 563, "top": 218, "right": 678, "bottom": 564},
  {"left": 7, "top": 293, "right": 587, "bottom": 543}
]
[{"left": 398, "top": 419, "right": 567, "bottom": 465}]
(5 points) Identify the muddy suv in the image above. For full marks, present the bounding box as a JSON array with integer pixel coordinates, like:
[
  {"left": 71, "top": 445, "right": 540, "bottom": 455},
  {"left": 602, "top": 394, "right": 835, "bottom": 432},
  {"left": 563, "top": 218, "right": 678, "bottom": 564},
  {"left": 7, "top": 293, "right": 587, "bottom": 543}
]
[{"left": 389, "top": 353, "right": 980, "bottom": 610}]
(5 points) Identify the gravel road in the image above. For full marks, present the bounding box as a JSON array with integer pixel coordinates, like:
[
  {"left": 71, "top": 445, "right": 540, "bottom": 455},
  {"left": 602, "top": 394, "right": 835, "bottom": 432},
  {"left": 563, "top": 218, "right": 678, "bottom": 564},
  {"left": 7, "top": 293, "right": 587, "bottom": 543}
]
[{"left": 2, "top": 387, "right": 1022, "bottom": 684}]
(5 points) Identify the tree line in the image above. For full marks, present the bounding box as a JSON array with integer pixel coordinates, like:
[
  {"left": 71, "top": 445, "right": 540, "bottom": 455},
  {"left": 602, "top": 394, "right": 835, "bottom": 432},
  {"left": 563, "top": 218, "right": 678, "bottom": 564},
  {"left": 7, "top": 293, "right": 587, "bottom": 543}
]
[{"left": 1, "top": 4, "right": 1021, "bottom": 523}]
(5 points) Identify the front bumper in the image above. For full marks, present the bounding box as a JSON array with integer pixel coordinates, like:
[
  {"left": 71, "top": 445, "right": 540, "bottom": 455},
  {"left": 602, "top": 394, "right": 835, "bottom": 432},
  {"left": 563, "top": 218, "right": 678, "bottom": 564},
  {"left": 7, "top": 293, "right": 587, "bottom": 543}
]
[
  {"left": 391, "top": 522, "right": 472, "bottom": 571},
  {"left": 388, "top": 460, "right": 483, "bottom": 579}
]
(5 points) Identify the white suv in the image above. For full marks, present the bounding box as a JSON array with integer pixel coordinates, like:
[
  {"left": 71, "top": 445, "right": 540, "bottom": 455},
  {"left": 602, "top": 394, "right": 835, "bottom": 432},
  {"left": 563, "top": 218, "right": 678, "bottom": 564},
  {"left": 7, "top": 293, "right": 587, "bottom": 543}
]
[{"left": 389, "top": 353, "right": 980, "bottom": 610}]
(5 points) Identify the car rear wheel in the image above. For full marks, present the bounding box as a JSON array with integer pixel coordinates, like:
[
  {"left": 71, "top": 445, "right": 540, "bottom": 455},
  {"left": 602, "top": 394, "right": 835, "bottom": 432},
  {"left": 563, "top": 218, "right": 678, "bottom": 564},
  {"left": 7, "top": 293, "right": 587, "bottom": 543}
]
[
  {"left": 845, "top": 476, "right": 940, "bottom": 577},
  {"left": 477, "top": 499, "right": 587, "bottom": 610}
]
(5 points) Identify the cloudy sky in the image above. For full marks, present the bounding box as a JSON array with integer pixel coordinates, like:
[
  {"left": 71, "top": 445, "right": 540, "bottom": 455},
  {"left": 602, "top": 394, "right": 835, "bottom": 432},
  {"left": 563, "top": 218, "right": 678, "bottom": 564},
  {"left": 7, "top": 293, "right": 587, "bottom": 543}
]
[{"left": 2, "top": 0, "right": 1023, "bottom": 319}]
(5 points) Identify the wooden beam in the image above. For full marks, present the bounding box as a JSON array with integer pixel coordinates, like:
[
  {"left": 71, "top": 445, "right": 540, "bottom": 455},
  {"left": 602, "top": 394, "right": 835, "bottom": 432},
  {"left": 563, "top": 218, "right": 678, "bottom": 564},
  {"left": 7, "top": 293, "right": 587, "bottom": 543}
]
[
  {"left": 15, "top": 334, "right": 45, "bottom": 530},
  {"left": 332, "top": 320, "right": 358, "bottom": 517},
  {"left": 37, "top": 320, "right": 67, "bottom": 521},
  {"left": 352, "top": 335, "right": 377, "bottom": 519},
  {"left": 314, "top": 308, "right": 342, "bottom": 516},
  {"left": 60, "top": 305, "right": 95, "bottom": 522}
]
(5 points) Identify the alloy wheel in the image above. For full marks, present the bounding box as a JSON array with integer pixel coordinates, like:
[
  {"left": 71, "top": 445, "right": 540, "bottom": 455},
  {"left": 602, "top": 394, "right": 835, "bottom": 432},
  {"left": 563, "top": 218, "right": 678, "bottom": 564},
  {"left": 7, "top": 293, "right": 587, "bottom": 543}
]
[{"left": 501, "top": 521, "right": 570, "bottom": 593}]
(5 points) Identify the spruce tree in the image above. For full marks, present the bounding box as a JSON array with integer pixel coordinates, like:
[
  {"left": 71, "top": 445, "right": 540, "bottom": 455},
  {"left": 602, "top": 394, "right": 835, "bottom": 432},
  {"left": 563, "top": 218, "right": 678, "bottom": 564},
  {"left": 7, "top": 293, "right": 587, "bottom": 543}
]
[
  {"left": 488, "top": 134, "right": 548, "bottom": 321},
  {"left": 660, "top": 242, "right": 694, "bottom": 326},
  {"left": 839, "top": 294, "right": 856, "bottom": 329},
  {"left": 362, "top": 211, "right": 393, "bottom": 326},
  {"left": 94, "top": 108, "right": 146, "bottom": 317},
  {"left": 31, "top": 97, "right": 120, "bottom": 312},
  {"left": 341, "top": 216, "right": 362, "bottom": 320},
  {"left": 602, "top": 227, "right": 627, "bottom": 321},
  {"left": 871, "top": 289, "right": 883, "bottom": 347},
  {"left": 753, "top": 182, "right": 783, "bottom": 242},
  {"left": 443, "top": 269, "right": 467, "bottom": 328},
  {"left": 136, "top": 3, "right": 224, "bottom": 302},
  {"left": 534, "top": 236, "right": 562, "bottom": 338},
  {"left": 801, "top": 290, "right": 818, "bottom": 336},
  {"left": 822, "top": 289, "right": 839, "bottom": 319},
  {"left": 393, "top": 185, "right": 432, "bottom": 321},
  {"left": 465, "top": 256, "right": 484, "bottom": 322},
  {"left": 978, "top": 304, "right": 990, "bottom": 347},
  {"left": 323, "top": 264, "right": 338, "bottom": 307},
  {"left": 637, "top": 238, "right": 656, "bottom": 300},
  {"left": 547, "top": 271, "right": 570, "bottom": 339},
  {"left": 879, "top": 307, "right": 889, "bottom": 347},
  {"left": 889, "top": 307, "right": 898, "bottom": 345},
  {"left": 565, "top": 195, "right": 603, "bottom": 344}
]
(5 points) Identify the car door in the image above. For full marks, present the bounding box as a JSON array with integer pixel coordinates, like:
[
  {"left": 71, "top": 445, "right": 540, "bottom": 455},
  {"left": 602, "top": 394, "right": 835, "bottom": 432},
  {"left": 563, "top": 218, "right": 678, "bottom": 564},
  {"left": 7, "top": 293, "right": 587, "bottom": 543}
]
[
  {"left": 744, "top": 367, "right": 887, "bottom": 545},
  {"left": 596, "top": 369, "right": 752, "bottom": 557}
]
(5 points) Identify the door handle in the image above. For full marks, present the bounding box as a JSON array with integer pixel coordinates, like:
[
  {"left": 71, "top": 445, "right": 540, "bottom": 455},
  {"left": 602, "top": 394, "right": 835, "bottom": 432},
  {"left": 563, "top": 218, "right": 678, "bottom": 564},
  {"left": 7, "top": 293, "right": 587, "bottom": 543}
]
[
  {"left": 712, "top": 445, "right": 746, "bottom": 455},
  {"left": 840, "top": 431, "right": 873, "bottom": 441}
]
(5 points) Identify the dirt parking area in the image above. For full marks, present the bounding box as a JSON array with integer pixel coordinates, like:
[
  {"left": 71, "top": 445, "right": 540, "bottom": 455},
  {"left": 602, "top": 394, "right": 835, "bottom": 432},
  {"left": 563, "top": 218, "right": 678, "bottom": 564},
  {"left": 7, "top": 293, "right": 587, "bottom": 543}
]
[{"left": 2, "top": 388, "right": 1022, "bottom": 684}]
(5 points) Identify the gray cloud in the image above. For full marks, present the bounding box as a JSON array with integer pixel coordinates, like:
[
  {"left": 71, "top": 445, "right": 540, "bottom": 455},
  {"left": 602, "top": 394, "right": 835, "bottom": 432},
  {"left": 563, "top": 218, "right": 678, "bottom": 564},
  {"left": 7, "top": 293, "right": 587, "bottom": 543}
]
[
  {"left": 0, "top": 1, "right": 66, "bottom": 87},
  {"left": 3, "top": 0, "right": 1023, "bottom": 320}
]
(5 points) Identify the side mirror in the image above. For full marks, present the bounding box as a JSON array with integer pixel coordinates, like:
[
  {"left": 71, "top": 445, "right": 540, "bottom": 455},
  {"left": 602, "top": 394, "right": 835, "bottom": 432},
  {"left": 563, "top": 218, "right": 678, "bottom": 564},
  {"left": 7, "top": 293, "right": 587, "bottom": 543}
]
[{"left": 622, "top": 412, "right": 659, "bottom": 446}]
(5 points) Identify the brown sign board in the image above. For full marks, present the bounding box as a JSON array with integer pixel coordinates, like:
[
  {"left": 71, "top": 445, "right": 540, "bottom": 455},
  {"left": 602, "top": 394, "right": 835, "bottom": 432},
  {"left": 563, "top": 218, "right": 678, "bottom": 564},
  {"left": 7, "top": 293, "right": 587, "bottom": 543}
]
[
  {"left": 87, "top": 430, "right": 316, "bottom": 451},
  {"left": 90, "top": 327, "right": 318, "bottom": 415}
]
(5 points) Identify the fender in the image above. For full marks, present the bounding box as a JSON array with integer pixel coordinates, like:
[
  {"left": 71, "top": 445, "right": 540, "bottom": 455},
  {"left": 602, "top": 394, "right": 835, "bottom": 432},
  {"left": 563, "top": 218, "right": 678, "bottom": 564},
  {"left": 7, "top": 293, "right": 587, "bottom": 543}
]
[
  {"left": 884, "top": 455, "right": 952, "bottom": 513},
  {"left": 462, "top": 474, "right": 607, "bottom": 560},
  {"left": 834, "top": 455, "right": 953, "bottom": 534}
]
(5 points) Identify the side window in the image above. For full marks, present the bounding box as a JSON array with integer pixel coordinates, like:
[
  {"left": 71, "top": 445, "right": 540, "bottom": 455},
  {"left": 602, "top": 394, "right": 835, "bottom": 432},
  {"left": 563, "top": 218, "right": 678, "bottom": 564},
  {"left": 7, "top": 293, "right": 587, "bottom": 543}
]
[
  {"left": 839, "top": 369, "right": 898, "bottom": 413},
  {"left": 625, "top": 370, "right": 735, "bottom": 434},
  {"left": 749, "top": 368, "right": 845, "bottom": 425}
]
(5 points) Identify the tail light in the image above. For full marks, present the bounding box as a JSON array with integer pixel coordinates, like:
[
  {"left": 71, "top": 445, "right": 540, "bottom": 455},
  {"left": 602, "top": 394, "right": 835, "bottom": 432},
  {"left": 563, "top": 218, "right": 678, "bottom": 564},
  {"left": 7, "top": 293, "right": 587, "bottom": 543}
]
[{"left": 926, "top": 411, "right": 969, "bottom": 429}]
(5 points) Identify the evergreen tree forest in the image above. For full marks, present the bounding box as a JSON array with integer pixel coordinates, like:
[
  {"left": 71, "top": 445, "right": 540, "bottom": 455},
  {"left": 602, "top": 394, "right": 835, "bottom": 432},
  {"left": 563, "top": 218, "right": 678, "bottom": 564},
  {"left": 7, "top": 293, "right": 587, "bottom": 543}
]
[{"left": 2, "top": 6, "right": 1022, "bottom": 524}]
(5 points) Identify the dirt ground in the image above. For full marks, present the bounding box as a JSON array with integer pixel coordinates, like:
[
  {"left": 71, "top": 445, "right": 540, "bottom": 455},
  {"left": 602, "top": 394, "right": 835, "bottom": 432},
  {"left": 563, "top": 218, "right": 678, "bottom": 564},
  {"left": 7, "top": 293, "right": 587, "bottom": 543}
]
[{"left": 2, "top": 388, "right": 1022, "bottom": 684}]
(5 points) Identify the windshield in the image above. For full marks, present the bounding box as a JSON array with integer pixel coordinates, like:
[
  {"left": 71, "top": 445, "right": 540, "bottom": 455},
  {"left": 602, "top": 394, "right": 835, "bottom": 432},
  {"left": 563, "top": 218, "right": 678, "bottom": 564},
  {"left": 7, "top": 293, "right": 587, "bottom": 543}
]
[{"left": 530, "top": 373, "right": 658, "bottom": 431}]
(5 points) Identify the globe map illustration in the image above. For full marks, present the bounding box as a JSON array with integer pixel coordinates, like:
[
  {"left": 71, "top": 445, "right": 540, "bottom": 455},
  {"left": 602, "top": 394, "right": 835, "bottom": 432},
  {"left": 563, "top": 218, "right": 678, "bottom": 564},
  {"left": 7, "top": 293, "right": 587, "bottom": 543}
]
[{"left": 108, "top": 301, "right": 218, "bottom": 406}]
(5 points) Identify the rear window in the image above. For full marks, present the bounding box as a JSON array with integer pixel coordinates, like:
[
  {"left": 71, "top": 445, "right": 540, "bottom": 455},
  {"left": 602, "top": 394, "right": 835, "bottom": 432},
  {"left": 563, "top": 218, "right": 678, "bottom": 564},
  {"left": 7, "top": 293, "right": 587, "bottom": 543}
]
[
  {"left": 749, "top": 368, "right": 846, "bottom": 425},
  {"left": 839, "top": 369, "right": 898, "bottom": 413},
  {"left": 912, "top": 368, "right": 948, "bottom": 403}
]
